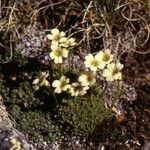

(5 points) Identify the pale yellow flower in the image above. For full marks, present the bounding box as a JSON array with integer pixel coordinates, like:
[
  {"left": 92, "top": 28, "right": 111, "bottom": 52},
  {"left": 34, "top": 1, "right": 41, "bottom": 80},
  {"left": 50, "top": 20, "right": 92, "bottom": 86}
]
[
  {"left": 52, "top": 76, "right": 70, "bottom": 93},
  {"left": 69, "top": 82, "right": 89, "bottom": 96},
  {"left": 10, "top": 138, "right": 21, "bottom": 150},
  {"left": 84, "top": 54, "right": 101, "bottom": 71},
  {"left": 60, "top": 37, "right": 76, "bottom": 48},
  {"left": 47, "top": 28, "right": 66, "bottom": 45},
  {"left": 50, "top": 45, "right": 68, "bottom": 64},
  {"left": 32, "top": 72, "right": 50, "bottom": 90},
  {"left": 78, "top": 72, "right": 96, "bottom": 86},
  {"left": 96, "top": 49, "right": 113, "bottom": 65},
  {"left": 102, "top": 62, "right": 124, "bottom": 81}
]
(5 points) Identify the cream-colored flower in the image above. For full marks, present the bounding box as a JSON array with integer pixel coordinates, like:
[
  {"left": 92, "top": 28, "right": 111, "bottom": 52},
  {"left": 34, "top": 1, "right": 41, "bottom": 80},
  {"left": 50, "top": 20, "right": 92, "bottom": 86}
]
[
  {"left": 47, "top": 28, "right": 66, "bottom": 45},
  {"left": 102, "top": 62, "right": 124, "bottom": 81},
  {"left": 96, "top": 49, "right": 113, "bottom": 65},
  {"left": 60, "top": 37, "right": 76, "bottom": 48},
  {"left": 69, "top": 82, "right": 89, "bottom": 96},
  {"left": 84, "top": 54, "right": 102, "bottom": 71},
  {"left": 78, "top": 72, "right": 96, "bottom": 86},
  {"left": 50, "top": 45, "right": 68, "bottom": 63},
  {"left": 52, "top": 76, "right": 70, "bottom": 93},
  {"left": 10, "top": 138, "right": 21, "bottom": 150},
  {"left": 32, "top": 72, "right": 50, "bottom": 90}
]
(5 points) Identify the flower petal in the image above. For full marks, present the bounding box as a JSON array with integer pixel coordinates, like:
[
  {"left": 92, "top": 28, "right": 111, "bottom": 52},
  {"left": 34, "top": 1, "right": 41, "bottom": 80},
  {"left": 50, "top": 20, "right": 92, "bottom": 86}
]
[
  {"left": 52, "top": 80, "right": 61, "bottom": 87},
  {"left": 51, "top": 28, "right": 59, "bottom": 36},
  {"left": 47, "top": 34, "right": 53, "bottom": 40},
  {"left": 62, "top": 49, "right": 69, "bottom": 58},
  {"left": 32, "top": 79, "right": 39, "bottom": 85},
  {"left": 60, "top": 31, "right": 66, "bottom": 37}
]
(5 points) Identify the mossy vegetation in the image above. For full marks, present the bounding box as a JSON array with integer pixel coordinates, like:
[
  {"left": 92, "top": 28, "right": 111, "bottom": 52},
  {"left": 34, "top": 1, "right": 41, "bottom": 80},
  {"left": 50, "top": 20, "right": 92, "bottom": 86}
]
[
  {"left": 58, "top": 89, "right": 112, "bottom": 137},
  {"left": 0, "top": 50, "right": 112, "bottom": 142}
]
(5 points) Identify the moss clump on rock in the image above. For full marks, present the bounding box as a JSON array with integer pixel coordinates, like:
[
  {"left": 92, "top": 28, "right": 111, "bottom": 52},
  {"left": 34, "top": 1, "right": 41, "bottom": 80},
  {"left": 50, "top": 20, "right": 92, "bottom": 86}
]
[
  {"left": 57, "top": 88, "right": 112, "bottom": 137},
  {"left": 11, "top": 105, "right": 62, "bottom": 142}
]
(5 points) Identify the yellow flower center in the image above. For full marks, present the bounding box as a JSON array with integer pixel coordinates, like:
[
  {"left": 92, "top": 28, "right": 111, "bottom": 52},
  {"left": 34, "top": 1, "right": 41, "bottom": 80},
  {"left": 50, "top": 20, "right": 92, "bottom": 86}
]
[
  {"left": 54, "top": 34, "right": 60, "bottom": 41},
  {"left": 103, "top": 54, "right": 110, "bottom": 62},
  {"left": 87, "top": 75, "right": 93, "bottom": 82},
  {"left": 112, "top": 68, "right": 119, "bottom": 75},
  {"left": 55, "top": 49, "right": 62, "bottom": 57},
  {"left": 91, "top": 60, "right": 99, "bottom": 67},
  {"left": 60, "top": 80, "right": 67, "bottom": 88},
  {"left": 73, "top": 84, "right": 83, "bottom": 92}
]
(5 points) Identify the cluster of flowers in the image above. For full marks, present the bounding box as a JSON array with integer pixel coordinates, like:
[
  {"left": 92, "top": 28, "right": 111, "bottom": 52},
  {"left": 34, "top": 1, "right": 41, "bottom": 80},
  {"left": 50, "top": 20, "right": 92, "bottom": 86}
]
[
  {"left": 84, "top": 49, "right": 123, "bottom": 81},
  {"left": 47, "top": 28, "right": 76, "bottom": 64},
  {"left": 33, "top": 28, "right": 123, "bottom": 96}
]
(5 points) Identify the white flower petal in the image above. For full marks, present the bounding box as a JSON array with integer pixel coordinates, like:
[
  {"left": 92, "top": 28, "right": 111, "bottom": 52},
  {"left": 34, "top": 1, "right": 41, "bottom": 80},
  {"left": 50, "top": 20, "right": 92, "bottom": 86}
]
[
  {"left": 44, "top": 80, "right": 50, "bottom": 87},
  {"left": 103, "top": 69, "right": 111, "bottom": 77},
  {"left": 33, "top": 85, "right": 39, "bottom": 91},
  {"left": 60, "top": 31, "right": 66, "bottom": 37},
  {"left": 50, "top": 44, "right": 58, "bottom": 51},
  {"left": 52, "top": 80, "right": 61, "bottom": 87},
  {"left": 62, "top": 49, "right": 69, "bottom": 58},
  {"left": 98, "top": 62, "right": 106, "bottom": 69},
  {"left": 49, "top": 51, "right": 55, "bottom": 59},
  {"left": 47, "top": 34, "right": 53, "bottom": 40},
  {"left": 59, "top": 37, "right": 67, "bottom": 43},
  {"left": 54, "top": 88, "right": 62, "bottom": 93},
  {"left": 85, "top": 54, "right": 93, "bottom": 61},
  {"left": 51, "top": 41, "right": 59, "bottom": 46},
  {"left": 95, "top": 51, "right": 103, "bottom": 60},
  {"left": 32, "top": 79, "right": 39, "bottom": 85},
  {"left": 116, "top": 62, "right": 123, "bottom": 70},
  {"left": 105, "top": 49, "right": 111, "bottom": 55},
  {"left": 106, "top": 76, "right": 114, "bottom": 82},
  {"left": 107, "top": 63, "right": 115, "bottom": 71},
  {"left": 56, "top": 57, "right": 63, "bottom": 63},
  {"left": 51, "top": 28, "right": 59, "bottom": 36},
  {"left": 90, "top": 66, "right": 97, "bottom": 71}
]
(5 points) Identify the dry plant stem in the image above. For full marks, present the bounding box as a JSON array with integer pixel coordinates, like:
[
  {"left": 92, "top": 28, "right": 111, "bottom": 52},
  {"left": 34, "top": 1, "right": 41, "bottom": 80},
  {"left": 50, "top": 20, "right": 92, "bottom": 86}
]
[
  {"left": 118, "top": 39, "right": 150, "bottom": 55},
  {"left": 82, "top": 1, "right": 93, "bottom": 23},
  {"left": 92, "top": 26, "right": 106, "bottom": 40},
  {"left": 1, "top": 35, "right": 13, "bottom": 64},
  {"left": 51, "top": 88, "right": 58, "bottom": 105},
  {"left": 0, "top": 105, "right": 16, "bottom": 128},
  {"left": 99, "top": 8, "right": 113, "bottom": 51},
  {"left": 85, "top": 25, "right": 91, "bottom": 52},
  {"left": 66, "top": 22, "right": 86, "bottom": 45},
  {"left": 68, "top": 54, "right": 72, "bottom": 73},
  {"left": 0, "top": 0, "right": 1, "bottom": 19},
  {"left": 101, "top": 79, "right": 108, "bottom": 96},
  {"left": 121, "top": 5, "right": 139, "bottom": 21},
  {"left": 114, "top": 36, "right": 121, "bottom": 60},
  {"left": 137, "top": 15, "right": 150, "bottom": 46},
  {"left": 115, "top": 2, "right": 130, "bottom": 11},
  {"left": 116, "top": 80, "right": 122, "bottom": 98},
  {"left": 1, "top": 7, "right": 18, "bottom": 11},
  {"left": 31, "top": 0, "right": 66, "bottom": 22},
  {"left": 49, "top": 64, "right": 58, "bottom": 105},
  {"left": 5, "top": 2, "right": 16, "bottom": 37},
  {"left": 118, "top": 2, "right": 150, "bottom": 55},
  {"left": 112, "top": 81, "right": 122, "bottom": 107},
  {"left": 57, "top": 2, "right": 73, "bottom": 28},
  {"left": 60, "top": 64, "right": 63, "bottom": 76},
  {"left": 0, "top": 42, "right": 7, "bottom": 48}
]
